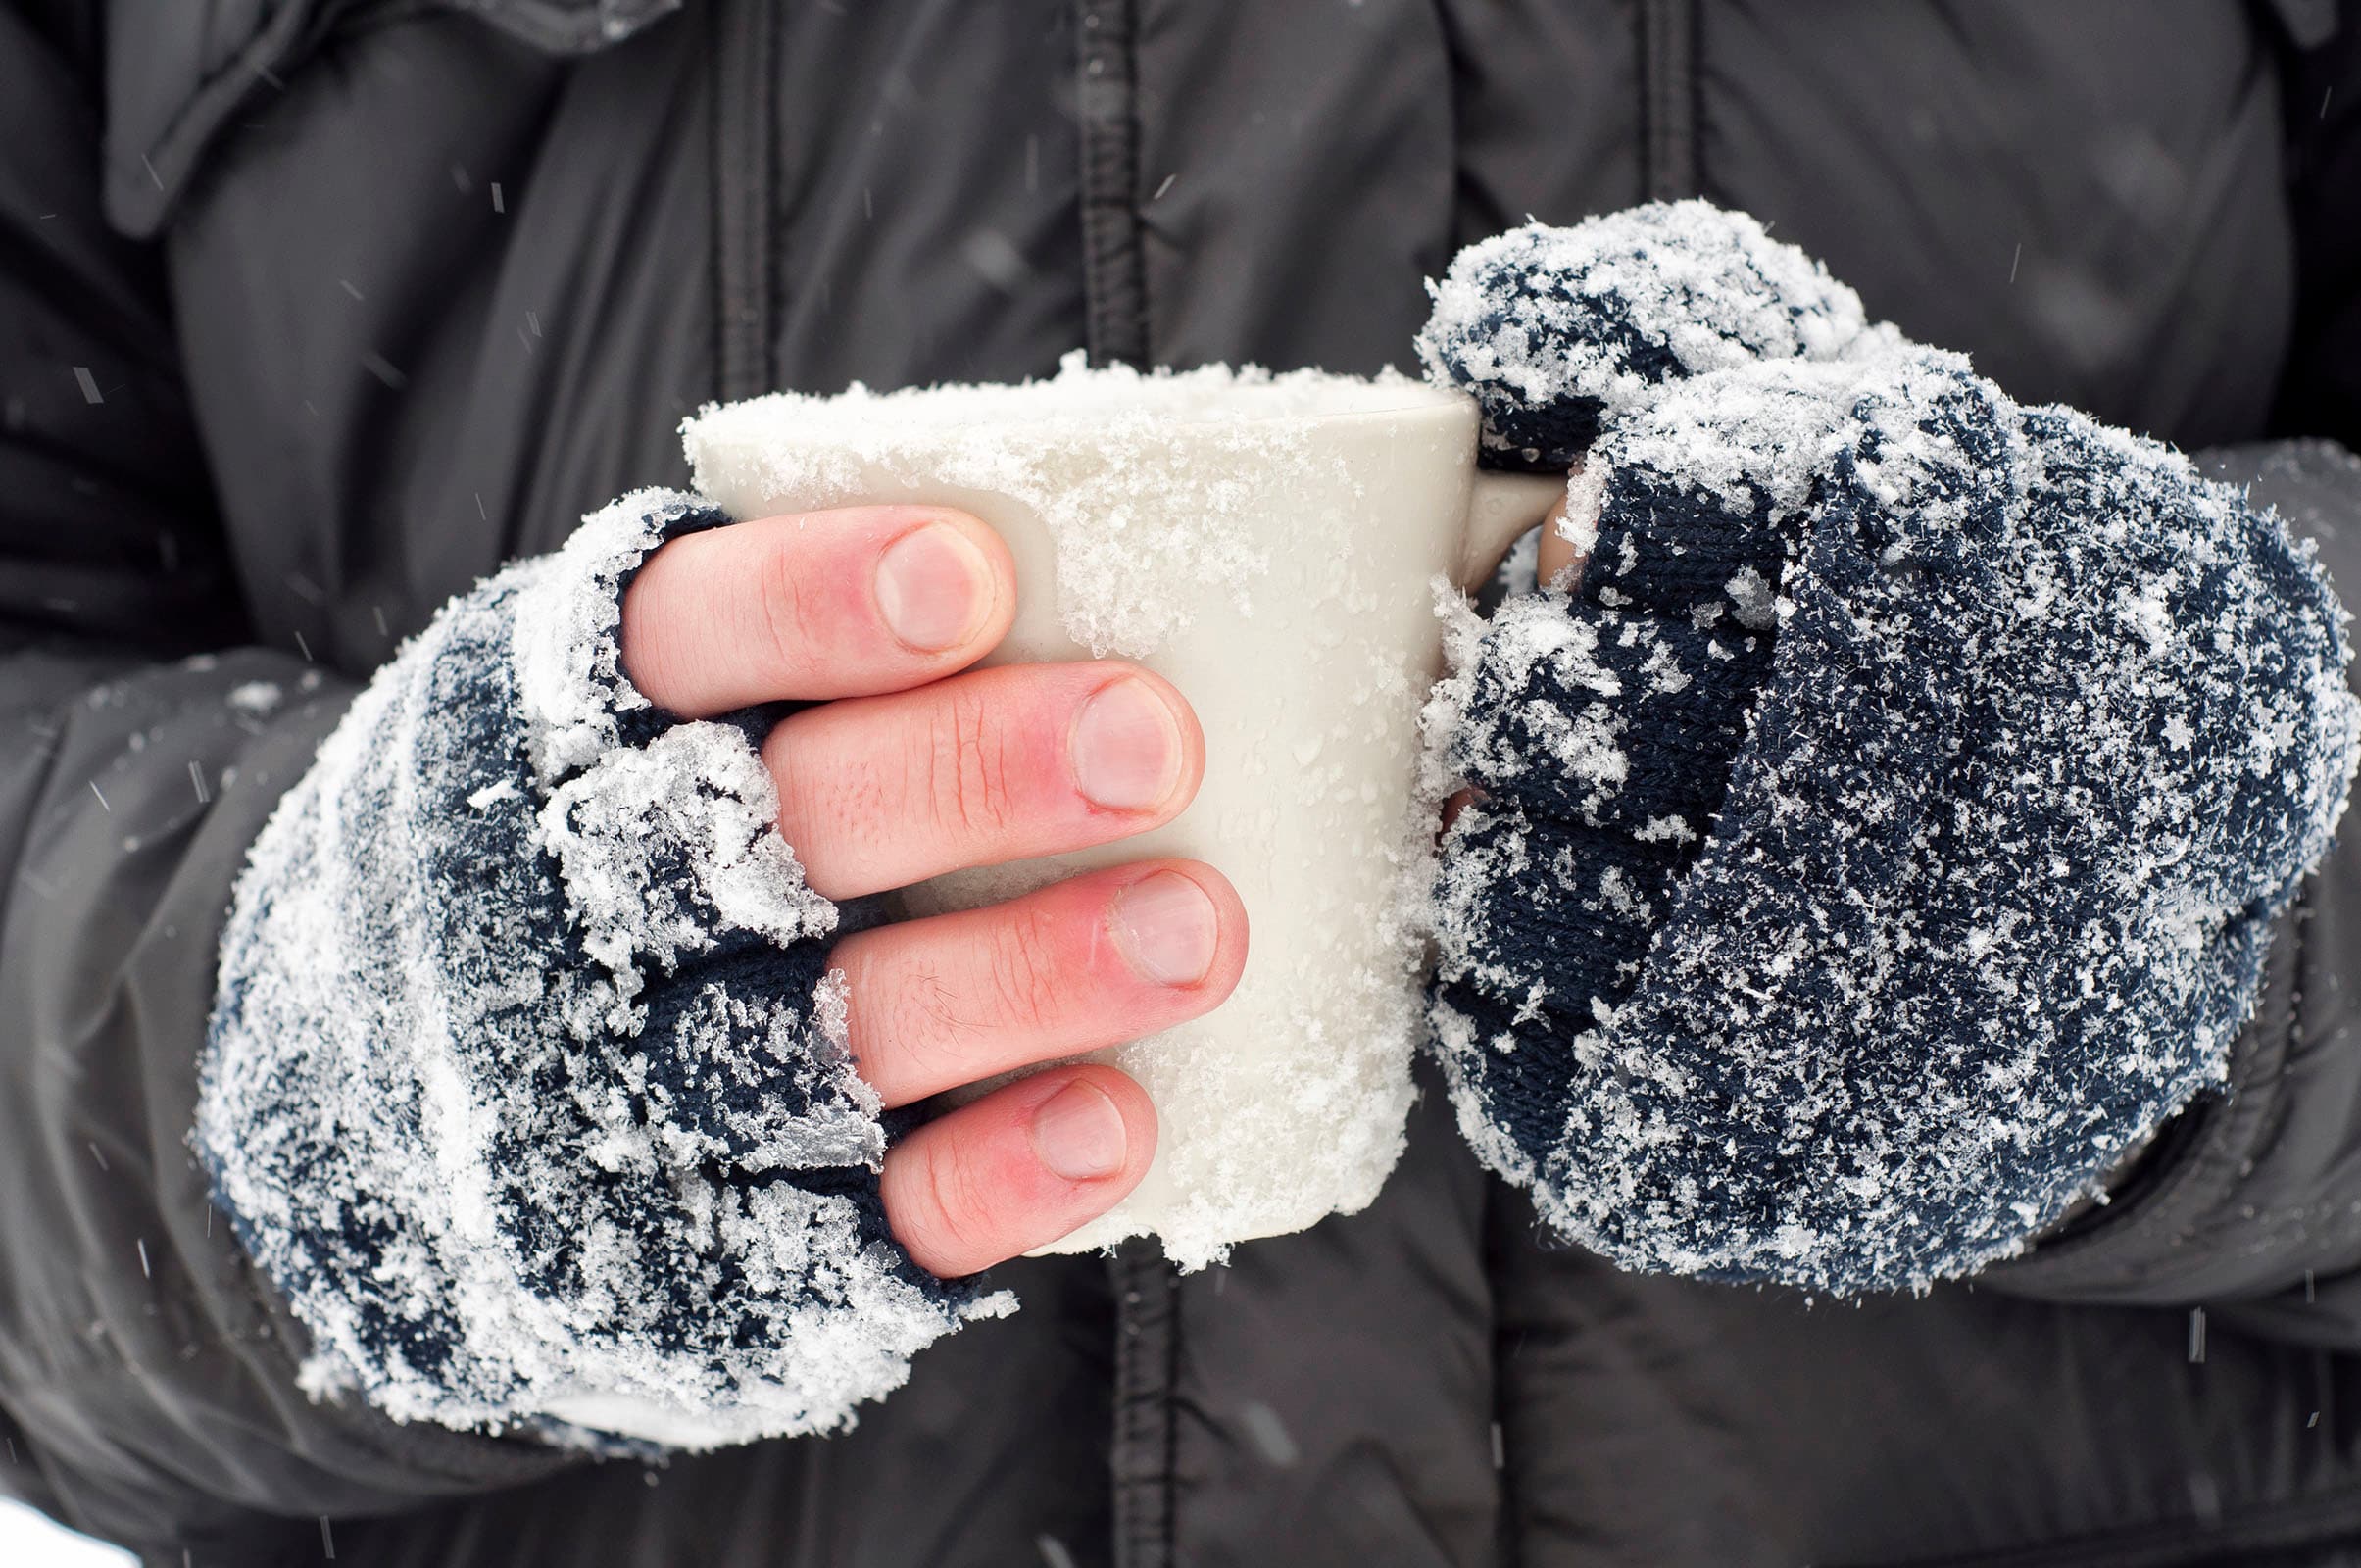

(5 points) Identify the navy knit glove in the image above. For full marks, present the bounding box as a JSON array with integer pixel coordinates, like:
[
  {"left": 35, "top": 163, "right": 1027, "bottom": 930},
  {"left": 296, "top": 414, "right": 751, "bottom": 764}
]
[
  {"left": 198, "top": 490, "right": 1004, "bottom": 1450},
  {"left": 1417, "top": 199, "right": 1882, "bottom": 472},
  {"left": 1420, "top": 204, "right": 2361, "bottom": 1294}
]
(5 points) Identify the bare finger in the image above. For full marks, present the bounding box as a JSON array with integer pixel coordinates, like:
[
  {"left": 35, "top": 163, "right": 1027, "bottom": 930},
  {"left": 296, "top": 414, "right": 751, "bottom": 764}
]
[
  {"left": 834, "top": 861, "right": 1247, "bottom": 1107},
  {"left": 768, "top": 661, "right": 1204, "bottom": 900},
  {"left": 619, "top": 505, "right": 1015, "bottom": 716},
  {"left": 882, "top": 1066, "right": 1156, "bottom": 1276},
  {"left": 1536, "top": 488, "right": 1582, "bottom": 588}
]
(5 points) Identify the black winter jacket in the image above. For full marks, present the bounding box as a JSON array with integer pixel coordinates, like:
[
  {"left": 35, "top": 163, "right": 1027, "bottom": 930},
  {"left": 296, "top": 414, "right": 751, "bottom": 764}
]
[{"left": 6, "top": 3, "right": 2361, "bottom": 1566}]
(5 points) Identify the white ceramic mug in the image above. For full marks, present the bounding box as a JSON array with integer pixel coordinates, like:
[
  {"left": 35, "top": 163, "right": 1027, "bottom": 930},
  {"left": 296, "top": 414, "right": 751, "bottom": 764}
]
[{"left": 683, "top": 357, "right": 1560, "bottom": 1268}]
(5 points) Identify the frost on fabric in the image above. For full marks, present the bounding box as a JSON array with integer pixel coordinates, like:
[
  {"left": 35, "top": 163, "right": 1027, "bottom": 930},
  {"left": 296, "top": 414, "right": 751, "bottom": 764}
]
[
  {"left": 538, "top": 724, "right": 834, "bottom": 1029},
  {"left": 1418, "top": 405, "right": 1804, "bottom": 1198},
  {"left": 1423, "top": 231, "right": 2361, "bottom": 1291},
  {"left": 199, "top": 489, "right": 1005, "bottom": 1450},
  {"left": 683, "top": 350, "right": 1403, "bottom": 659},
  {"left": 1415, "top": 200, "right": 1893, "bottom": 472},
  {"left": 509, "top": 487, "right": 693, "bottom": 779}
]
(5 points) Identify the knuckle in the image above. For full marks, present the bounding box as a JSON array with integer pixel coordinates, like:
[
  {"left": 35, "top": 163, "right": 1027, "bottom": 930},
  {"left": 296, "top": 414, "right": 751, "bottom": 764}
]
[
  {"left": 924, "top": 685, "right": 1020, "bottom": 838},
  {"left": 616, "top": 554, "right": 687, "bottom": 703},
  {"left": 764, "top": 730, "right": 823, "bottom": 844},
  {"left": 910, "top": 1139, "right": 999, "bottom": 1273},
  {"left": 768, "top": 724, "right": 887, "bottom": 899},
  {"left": 754, "top": 535, "right": 829, "bottom": 682},
  {"left": 886, "top": 960, "right": 987, "bottom": 1076},
  {"left": 981, "top": 904, "right": 1064, "bottom": 1037}
]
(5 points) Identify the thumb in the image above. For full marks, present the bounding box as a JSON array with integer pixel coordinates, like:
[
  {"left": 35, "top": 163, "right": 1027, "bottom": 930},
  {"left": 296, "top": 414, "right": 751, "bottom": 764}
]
[{"left": 1536, "top": 485, "right": 1584, "bottom": 588}]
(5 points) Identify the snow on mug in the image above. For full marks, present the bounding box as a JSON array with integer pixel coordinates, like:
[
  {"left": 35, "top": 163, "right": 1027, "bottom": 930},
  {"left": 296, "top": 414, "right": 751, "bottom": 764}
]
[{"left": 682, "top": 355, "right": 1562, "bottom": 1268}]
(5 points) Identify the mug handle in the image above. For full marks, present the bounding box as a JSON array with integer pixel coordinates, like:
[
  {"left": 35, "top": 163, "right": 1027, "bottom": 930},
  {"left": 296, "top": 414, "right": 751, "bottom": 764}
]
[{"left": 1457, "top": 469, "right": 1572, "bottom": 592}]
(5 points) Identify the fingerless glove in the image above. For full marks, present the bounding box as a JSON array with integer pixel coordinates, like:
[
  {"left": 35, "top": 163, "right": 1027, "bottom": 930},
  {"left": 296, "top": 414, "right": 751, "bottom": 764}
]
[
  {"left": 198, "top": 491, "right": 1004, "bottom": 1451},
  {"left": 1420, "top": 203, "right": 2361, "bottom": 1294}
]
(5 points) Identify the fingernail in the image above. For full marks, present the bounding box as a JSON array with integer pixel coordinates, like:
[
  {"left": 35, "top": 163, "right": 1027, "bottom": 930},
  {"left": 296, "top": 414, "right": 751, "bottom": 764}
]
[
  {"left": 1070, "top": 678, "right": 1183, "bottom": 810},
  {"left": 1031, "top": 1080, "right": 1128, "bottom": 1182},
  {"left": 875, "top": 523, "right": 991, "bottom": 652},
  {"left": 1111, "top": 871, "right": 1218, "bottom": 987}
]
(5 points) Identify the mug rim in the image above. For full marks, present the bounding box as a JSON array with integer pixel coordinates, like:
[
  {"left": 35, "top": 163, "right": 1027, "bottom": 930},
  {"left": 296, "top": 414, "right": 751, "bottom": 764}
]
[{"left": 684, "top": 368, "right": 1476, "bottom": 453}]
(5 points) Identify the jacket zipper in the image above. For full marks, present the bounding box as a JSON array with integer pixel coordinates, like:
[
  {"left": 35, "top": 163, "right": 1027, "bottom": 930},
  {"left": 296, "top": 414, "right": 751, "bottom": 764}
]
[
  {"left": 1639, "top": 0, "right": 1700, "bottom": 201},
  {"left": 711, "top": 0, "right": 775, "bottom": 401},
  {"left": 1110, "top": 1238, "right": 1181, "bottom": 1568},
  {"left": 1075, "top": 0, "right": 1151, "bottom": 367},
  {"left": 1073, "top": 7, "right": 1173, "bottom": 1551}
]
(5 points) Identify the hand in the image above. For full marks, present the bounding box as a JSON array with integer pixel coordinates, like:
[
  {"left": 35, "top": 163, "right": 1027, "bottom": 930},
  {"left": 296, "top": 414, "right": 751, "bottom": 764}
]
[{"left": 620, "top": 506, "right": 1247, "bottom": 1278}]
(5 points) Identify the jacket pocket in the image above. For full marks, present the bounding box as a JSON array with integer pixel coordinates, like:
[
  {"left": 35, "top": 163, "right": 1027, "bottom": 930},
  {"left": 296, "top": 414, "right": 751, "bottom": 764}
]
[{"left": 100, "top": 0, "right": 679, "bottom": 237}]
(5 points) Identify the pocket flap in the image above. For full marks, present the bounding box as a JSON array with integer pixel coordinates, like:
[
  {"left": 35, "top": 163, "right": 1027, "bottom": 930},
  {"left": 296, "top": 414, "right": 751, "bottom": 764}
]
[{"left": 101, "top": 0, "right": 680, "bottom": 236}]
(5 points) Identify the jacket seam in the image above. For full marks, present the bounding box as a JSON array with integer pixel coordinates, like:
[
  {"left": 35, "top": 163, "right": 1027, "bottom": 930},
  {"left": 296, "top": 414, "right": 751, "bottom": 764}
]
[
  {"left": 5, "top": 1324, "right": 569, "bottom": 1497},
  {"left": 1074, "top": 0, "right": 1150, "bottom": 367},
  {"left": 711, "top": 0, "right": 775, "bottom": 402},
  {"left": 105, "top": 0, "right": 349, "bottom": 236},
  {"left": 1637, "top": 0, "right": 1700, "bottom": 201},
  {"left": 1484, "top": 1187, "right": 1524, "bottom": 1568},
  {"left": 2256, "top": 0, "right": 2343, "bottom": 52},
  {"left": 1109, "top": 1239, "right": 1178, "bottom": 1568},
  {"left": 464, "top": 0, "right": 680, "bottom": 53},
  {"left": 104, "top": 0, "right": 665, "bottom": 238}
]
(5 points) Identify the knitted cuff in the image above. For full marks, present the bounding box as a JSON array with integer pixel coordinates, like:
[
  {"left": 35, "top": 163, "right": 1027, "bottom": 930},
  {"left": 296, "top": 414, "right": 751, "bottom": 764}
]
[{"left": 199, "top": 490, "right": 1008, "bottom": 1452}]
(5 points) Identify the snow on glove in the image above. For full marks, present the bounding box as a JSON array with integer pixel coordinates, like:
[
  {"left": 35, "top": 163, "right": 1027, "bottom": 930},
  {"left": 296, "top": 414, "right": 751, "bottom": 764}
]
[
  {"left": 1415, "top": 199, "right": 1885, "bottom": 471},
  {"left": 1419, "top": 203, "right": 2361, "bottom": 1295},
  {"left": 197, "top": 489, "right": 1006, "bottom": 1451}
]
